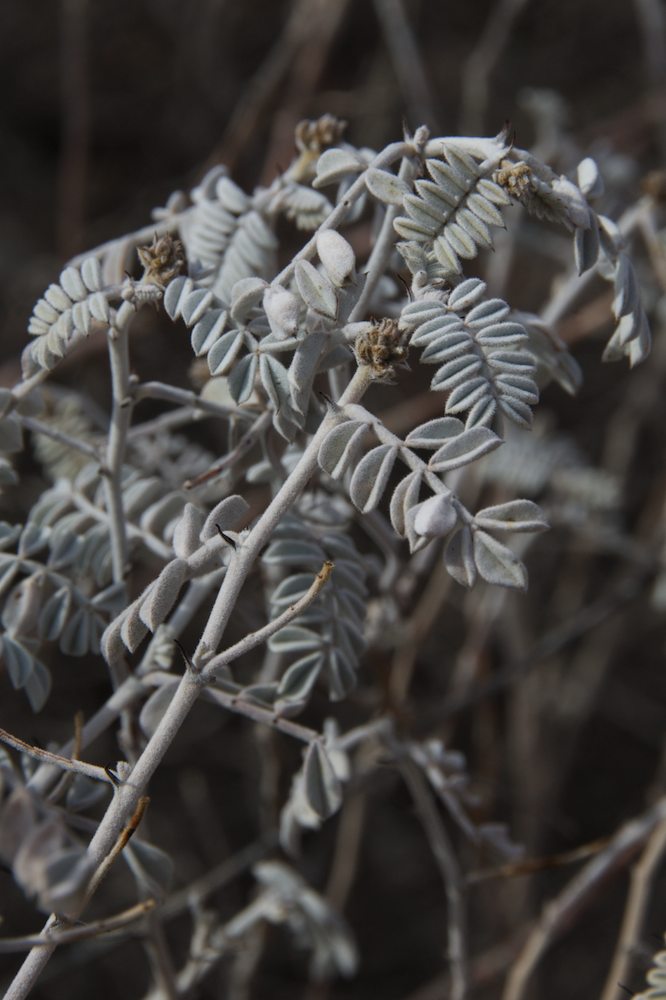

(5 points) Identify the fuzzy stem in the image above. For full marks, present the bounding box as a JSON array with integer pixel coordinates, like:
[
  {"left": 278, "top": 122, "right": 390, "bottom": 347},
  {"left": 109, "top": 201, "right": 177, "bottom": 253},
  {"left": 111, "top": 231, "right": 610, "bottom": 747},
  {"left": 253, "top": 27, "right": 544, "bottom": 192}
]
[
  {"left": 195, "top": 364, "right": 373, "bottom": 662},
  {"left": 4, "top": 367, "right": 372, "bottom": 1000},
  {"left": 102, "top": 305, "right": 134, "bottom": 583}
]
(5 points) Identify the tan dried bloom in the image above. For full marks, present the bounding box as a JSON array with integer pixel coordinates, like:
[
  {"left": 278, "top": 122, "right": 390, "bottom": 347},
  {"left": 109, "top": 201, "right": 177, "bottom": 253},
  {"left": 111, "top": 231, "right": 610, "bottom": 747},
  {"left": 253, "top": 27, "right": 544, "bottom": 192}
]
[
  {"left": 295, "top": 114, "right": 347, "bottom": 154},
  {"left": 137, "top": 233, "right": 186, "bottom": 287},
  {"left": 354, "top": 319, "right": 410, "bottom": 383}
]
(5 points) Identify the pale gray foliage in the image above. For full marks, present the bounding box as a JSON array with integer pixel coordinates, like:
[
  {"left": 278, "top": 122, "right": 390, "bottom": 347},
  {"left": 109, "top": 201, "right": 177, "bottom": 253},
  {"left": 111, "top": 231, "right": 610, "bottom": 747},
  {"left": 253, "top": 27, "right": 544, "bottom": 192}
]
[
  {"left": 394, "top": 139, "right": 510, "bottom": 281},
  {"left": 253, "top": 861, "right": 358, "bottom": 979},
  {"left": 264, "top": 498, "right": 368, "bottom": 703},
  {"left": 0, "top": 113, "right": 658, "bottom": 1000},
  {"left": 400, "top": 277, "right": 539, "bottom": 429},
  {"left": 23, "top": 257, "right": 112, "bottom": 374}
]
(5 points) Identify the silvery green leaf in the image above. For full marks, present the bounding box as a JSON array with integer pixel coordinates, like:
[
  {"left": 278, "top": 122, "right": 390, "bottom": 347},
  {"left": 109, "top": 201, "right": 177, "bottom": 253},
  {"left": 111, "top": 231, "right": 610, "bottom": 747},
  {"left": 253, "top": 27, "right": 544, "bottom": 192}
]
[
  {"left": 465, "top": 298, "right": 510, "bottom": 327},
  {"left": 260, "top": 354, "right": 291, "bottom": 412},
  {"left": 427, "top": 157, "right": 467, "bottom": 199},
  {"left": 270, "top": 573, "right": 314, "bottom": 606},
  {"left": 276, "top": 652, "right": 323, "bottom": 702},
  {"left": 123, "top": 477, "right": 163, "bottom": 518},
  {"left": 207, "top": 329, "right": 244, "bottom": 376},
  {"left": 0, "top": 523, "right": 22, "bottom": 551},
  {"left": 230, "top": 277, "right": 268, "bottom": 323},
  {"left": 263, "top": 539, "right": 324, "bottom": 568},
  {"left": 473, "top": 530, "right": 527, "bottom": 589},
  {"left": 432, "top": 234, "right": 463, "bottom": 274},
  {"left": 0, "top": 557, "right": 20, "bottom": 599},
  {"left": 498, "top": 397, "right": 533, "bottom": 427},
  {"left": 191, "top": 308, "right": 228, "bottom": 356},
  {"left": 126, "top": 839, "right": 174, "bottom": 897},
  {"left": 268, "top": 625, "right": 323, "bottom": 654},
  {"left": 431, "top": 354, "right": 483, "bottom": 390},
  {"left": 60, "top": 606, "right": 95, "bottom": 655},
  {"left": 172, "top": 503, "right": 205, "bottom": 558},
  {"left": 200, "top": 494, "right": 249, "bottom": 541},
  {"left": 429, "top": 426, "right": 500, "bottom": 471},
  {"left": 277, "top": 184, "right": 333, "bottom": 231},
  {"left": 66, "top": 773, "right": 107, "bottom": 812},
  {"left": 59, "top": 266, "right": 87, "bottom": 301},
  {"left": 38, "top": 586, "right": 72, "bottom": 640},
  {"left": 139, "top": 492, "right": 184, "bottom": 537},
  {"left": 365, "top": 167, "right": 410, "bottom": 205},
  {"left": 574, "top": 218, "right": 600, "bottom": 275},
  {"left": 318, "top": 343, "right": 353, "bottom": 370},
  {"left": 474, "top": 499, "right": 548, "bottom": 533},
  {"left": 0, "top": 458, "right": 18, "bottom": 486},
  {"left": 139, "top": 680, "right": 179, "bottom": 738},
  {"left": 86, "top": 292, "right": 111, "bottom": 323},
  {"left": 389, "top": 470, "right": 423, "bottom": 537},
  {"left": 316, "top": 230, "right": 355, "bottom": 286},
  {"left": 476, "top": 322, "right": 528, "bottom": 347},
  {"left": 598, "top": 214, "right": 622, "bottom": 255},
  {"left": 477, "top": 177, "right": 511, "bottom": 205},
  {"left": 318, "top": 421, "right": 369, "bottom": 479},
  {"left": 404, "top": 193, "right": 445, "bottom": 230},
  {"left": 448, "top": 278, "right": 487, "bottom": 312},
  {"left": 327, "top": 646, "right": 358, "bottom": 700},
  {"left": 400, "top": 296, "right": 449, "bottom": 331},
  {"left": 349, "top": 445, "right": 399, "bottom": 512},
  {"left": 444, "top": 376, "right": 488, "bottom": 413},
  {"left": 80, "top": 255, "right": 102, "bottom": 291},
  {"left": 394, "top": 216, "right": 436, "bottom": 243},
  {"left": 444, "top": 526, "right": 477, "bottom": 587},
  {"left": 487, "top": 350, "right": 536, "bottom": 376},
  {"left": 0, "top": 413, "right": 22, "bottom": 453},
  {"left": 228, "top": 353, "right": 258, "bottom": 403},
  {"left": 163, "top": 276, "right": 191, "bottom": 319},
  {"left": 457, "top": 208, "right": 493, "bottom": 247},
  {"left": 289, "top": 331, "right": 326, "bottom": 415},
  {"left": 303, "top": 741, "right": 342, "bottom": 820},
  {"left": 1, "top": 635, "right": 34, "bottom": 689},
  {"left": 444, "top": 221, "right": 477, "bottom": 258},
  {"left": 90, "top": 579, "right": 127, "bottom": 612},
  {"left": 467, "top": 191, "right": 505, "bottom": 226},
  {"left": 36, "top": 846, "right": 95, "bottom": 914},
  {"left": 313, "top": 147, "right": 365, "bottom": 188},
  {"left": 416, "top": 327, "right": 468, "bottom": 360},
  {"left": 2, "top": 573, "right": 43, "bottom": 635},
  {"left": 405, "top": 416, "right": 464, "bottom": 448},
  {"left": 295, "top": 260, "right": 337, "bottom": 318},
  {"left": 495, "top": 374, "right": 539, "bottom": 404},
  {"left": 47, "top": 529, "right": 83, "bottom": 570},
  {"left": 241, "top": 683, "right": 278, "bottom": 706},
  {"left": 216, "top": 174, "right": 250, "bottom": 213},
  {"left": 44, "top": 283, "right": 72, "bottom": 311},
  {"left": 139, "top": 559, "right": 187, "bottom": 631}
]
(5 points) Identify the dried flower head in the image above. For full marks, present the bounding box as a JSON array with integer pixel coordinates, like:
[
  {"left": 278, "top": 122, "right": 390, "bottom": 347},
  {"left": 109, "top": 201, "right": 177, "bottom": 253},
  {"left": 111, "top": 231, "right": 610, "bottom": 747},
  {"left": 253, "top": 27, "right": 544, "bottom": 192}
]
[
  {"left": 493, "top": 159, "right": 587, "bottom": 230},
  {"left": 137, "top": 233, "right": 186, "bottom": 287},
  {"left": 354, "top": 319, "right": 410, "bottom": 383},
  {"left": 494, "top": 159, "right": 535, "bottom": 201},
  {"left": 295, "top": 114, "right": 347, "bottom": 155}
]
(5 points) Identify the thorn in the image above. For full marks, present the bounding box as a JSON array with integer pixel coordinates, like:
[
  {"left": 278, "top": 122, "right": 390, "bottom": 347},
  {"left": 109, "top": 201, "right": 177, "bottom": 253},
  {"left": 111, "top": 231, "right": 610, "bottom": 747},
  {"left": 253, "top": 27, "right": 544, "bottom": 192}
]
[
  {"left": 216, "top": 525, "right": 237, "bottom": 548},
  {"left": 104, "top": 765, "right": 121, "bottom": 786},
  {"left": 396, "top": 272, "right": 412, "bottom": 300},
  {"left": 316, "top": 389, "right": 338, "bottom": 411},
  {"left": 173, "top": 638, "right": 195, "bottom": 671}
]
